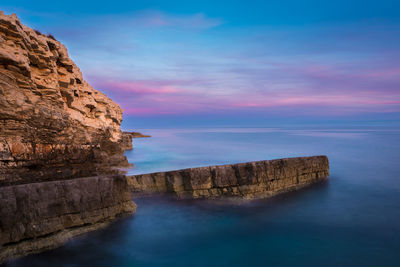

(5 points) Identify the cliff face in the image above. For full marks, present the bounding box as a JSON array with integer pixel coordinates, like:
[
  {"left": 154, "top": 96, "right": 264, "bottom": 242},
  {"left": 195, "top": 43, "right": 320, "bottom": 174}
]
[
  {"left": 0, "top": 12, "right": 136, "bottom": 263},
  {"left": 0, "top": 12, "right": 128, "bottom": 185},
  {"left": 128, "top": 156, "right": 329, "bottom": 199},
  {"left": 0, "top": 175, "right": 136, "bottom": 262}
]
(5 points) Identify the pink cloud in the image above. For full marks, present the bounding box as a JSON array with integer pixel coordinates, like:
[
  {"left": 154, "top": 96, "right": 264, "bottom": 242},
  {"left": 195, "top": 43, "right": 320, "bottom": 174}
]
[
  {"left": 93, "top": 80, "right": 181, "bottom": 95},
  {"left": 234, "top": 95, "right": 400, "bottom": 108},
  {"left": 86, "top": 55, "right": 400, "bottom": 117},
  {"left": 128, "top": 11, "right": 223, "bottom": 29},
  {"left": 123, "top": 107, "right": 163, "bottom": 115},
  {"left": 88, "top": 67, "right": 400, "bottom": 116},
  {"left": 361, "top": 68, "right": 400, "bottom": 79}
]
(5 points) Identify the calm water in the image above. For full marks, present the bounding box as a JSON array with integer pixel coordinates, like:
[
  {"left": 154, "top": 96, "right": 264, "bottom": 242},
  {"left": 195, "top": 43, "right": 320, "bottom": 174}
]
[{"left": 10, "top": 126, "right": 400, "bottom": 266}]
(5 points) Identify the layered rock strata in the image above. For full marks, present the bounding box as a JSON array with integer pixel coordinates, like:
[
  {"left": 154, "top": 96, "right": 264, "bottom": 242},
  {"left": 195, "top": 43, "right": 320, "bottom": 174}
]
[
  {"left": 0, "top": 175, "right": 136, "bottom": 262},
  {"left": 0, "top": 12, "right": 137, "bottom": 263},
  {"left": 0, "top": 12, "right": 129, "bottom": 185},
  {"left": 128, "top": 156, "right": 329, "bottom": 199}
]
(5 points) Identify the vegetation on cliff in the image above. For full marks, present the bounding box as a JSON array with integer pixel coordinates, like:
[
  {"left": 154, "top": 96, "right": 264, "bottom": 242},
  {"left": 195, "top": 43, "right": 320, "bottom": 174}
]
[{"left": 0, "top": 11, "right": 131, "bottom": 185}]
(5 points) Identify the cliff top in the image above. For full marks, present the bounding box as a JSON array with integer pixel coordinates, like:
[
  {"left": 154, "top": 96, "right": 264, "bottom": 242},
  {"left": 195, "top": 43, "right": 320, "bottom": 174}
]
[
  {"left": 0, "top": 11, "right": 131, "bottom": 184},
  {"left": 0, "top": 11, "right": 123, "bottom": 142}
]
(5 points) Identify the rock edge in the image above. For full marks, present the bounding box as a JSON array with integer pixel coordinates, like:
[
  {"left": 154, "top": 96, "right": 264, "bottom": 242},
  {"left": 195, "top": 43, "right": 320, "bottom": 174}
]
[
  {"left": 0, "top": 175, "right": 136, "bottom": 263},
  {"left": 127, "top": 155, "right": 329, "bottom": 199}
]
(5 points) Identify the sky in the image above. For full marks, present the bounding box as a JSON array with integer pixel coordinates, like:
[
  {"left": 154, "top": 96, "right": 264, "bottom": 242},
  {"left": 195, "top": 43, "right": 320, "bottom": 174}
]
[{"left": 2, "top": 0, "right": 400, "bottom": 128}]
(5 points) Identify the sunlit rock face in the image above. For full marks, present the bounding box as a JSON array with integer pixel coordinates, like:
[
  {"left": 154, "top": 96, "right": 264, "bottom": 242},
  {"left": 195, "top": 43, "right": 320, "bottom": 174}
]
[
  {"left": 0, "top": 11, "right": 129, "bottom": 185},
  {"left": 128, "top": 156, "right": 330, "bottom": 199},
  {"left": 0, "top": 12, "right": 136, "bottom": 263}
]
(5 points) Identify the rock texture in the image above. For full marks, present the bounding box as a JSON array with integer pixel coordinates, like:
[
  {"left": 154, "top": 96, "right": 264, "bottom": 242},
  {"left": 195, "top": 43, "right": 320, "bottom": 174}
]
[
  {"left": 128, "top": 156, "right": 329, "bottom": 199},
  {"left": 0, "top": 11, "right": 129, "bottom": 185},
  {"left": 0, "top": 12, "right": 137, "bottom": 263},
  {"left": 0, "top": 175, "right": 136, "bottom": 262}
]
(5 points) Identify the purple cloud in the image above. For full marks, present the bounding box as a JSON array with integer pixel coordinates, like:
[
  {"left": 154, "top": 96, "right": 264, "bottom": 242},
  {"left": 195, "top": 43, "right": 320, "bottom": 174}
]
[{"left": 21, "top": 9, "right": 398, "bottom": 118}]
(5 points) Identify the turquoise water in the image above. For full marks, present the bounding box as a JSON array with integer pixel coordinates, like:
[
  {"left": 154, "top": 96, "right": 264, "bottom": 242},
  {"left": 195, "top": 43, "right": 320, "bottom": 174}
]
[{"left": 11, "top": 126, "right": 400, "bottom": 266}]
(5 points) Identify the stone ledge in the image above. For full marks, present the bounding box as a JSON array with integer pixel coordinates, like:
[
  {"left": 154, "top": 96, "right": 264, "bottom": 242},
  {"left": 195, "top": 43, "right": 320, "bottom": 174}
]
[
  {"left": 0, "top": 175, "right": 136, "bottom": 263},
  {"left": 127, "top": 155, "right": 329, "bottom": 199}
]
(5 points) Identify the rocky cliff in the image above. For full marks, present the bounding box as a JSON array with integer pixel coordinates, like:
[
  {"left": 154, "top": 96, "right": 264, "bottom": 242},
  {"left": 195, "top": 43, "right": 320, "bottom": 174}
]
[
  {"left": 128, "top": 156, "right": 329, "bottom": 199},
  {"left": 0, "top": 11, "right": 129, "bottom": 185},
  {"left": 0, "top": 12, "right": 136, "bottom": 263}
]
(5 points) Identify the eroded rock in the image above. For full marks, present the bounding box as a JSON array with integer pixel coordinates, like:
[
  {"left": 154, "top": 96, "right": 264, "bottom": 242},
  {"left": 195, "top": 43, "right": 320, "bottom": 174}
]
[
  {"left": 0, "top": 12, "right": 129, "bottom": 185},
  {"left": 127, "top": 156, "right": 330, "bottom": 199},
  {"left": 0, "top": 12, "right": 137, "bottom": 263},
  {"left": 0, "top": 175, "right": 136, "bottom": 262}
]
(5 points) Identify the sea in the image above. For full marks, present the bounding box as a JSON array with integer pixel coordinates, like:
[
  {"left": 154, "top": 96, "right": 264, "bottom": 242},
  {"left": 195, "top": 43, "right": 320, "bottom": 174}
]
[{"left": 10, "top": 126, "right": 400, "bottom": 266}]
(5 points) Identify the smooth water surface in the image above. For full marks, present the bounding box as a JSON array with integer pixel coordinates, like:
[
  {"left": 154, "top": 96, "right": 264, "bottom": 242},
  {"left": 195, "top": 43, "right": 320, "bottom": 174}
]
[{"left": 11, "top": 126, "right": 400, "bottom": 266}]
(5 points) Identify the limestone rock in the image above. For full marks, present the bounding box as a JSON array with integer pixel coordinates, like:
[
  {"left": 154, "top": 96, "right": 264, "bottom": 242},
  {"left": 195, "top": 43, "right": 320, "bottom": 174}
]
[
  {"left": 127, "top": 156, "right": 330, "bottom": 199},
  {"left": 120, "top": 131, "right": 151, "bottom": 151},
  {"left": 0, "top": 12, "right": 137, "bottom": 263},
  {"left": 0, "top": 12, "right": 129, "bottom": 185},
  {"left": 0, "top": 175, "right": 136, "bottom": 262}
]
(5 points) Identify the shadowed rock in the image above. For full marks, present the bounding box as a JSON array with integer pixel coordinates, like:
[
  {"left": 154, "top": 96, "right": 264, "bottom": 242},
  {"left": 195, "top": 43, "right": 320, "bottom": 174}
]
[
  {"left": 0, "top": 175, "right": 136, "bottom": 262},
  {"left": 120, "top": 131, "right": 151, "bottom": 151}
]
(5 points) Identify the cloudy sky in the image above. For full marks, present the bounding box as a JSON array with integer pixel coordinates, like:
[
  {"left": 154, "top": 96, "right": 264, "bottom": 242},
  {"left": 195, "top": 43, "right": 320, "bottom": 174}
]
[{"left": 3, "top": 0, "right": 400, "bottom": 127}]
